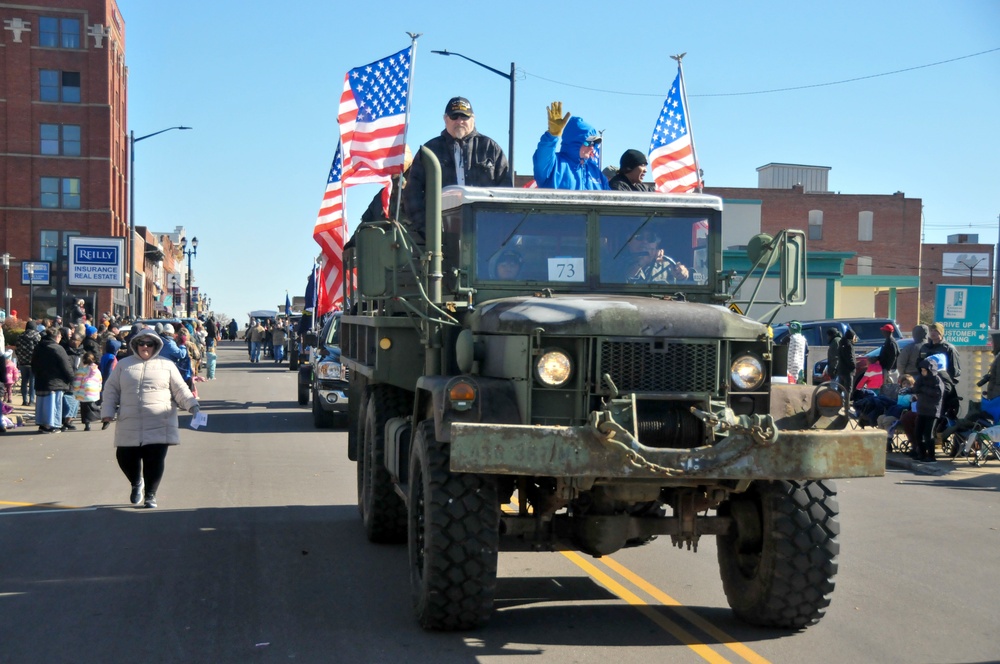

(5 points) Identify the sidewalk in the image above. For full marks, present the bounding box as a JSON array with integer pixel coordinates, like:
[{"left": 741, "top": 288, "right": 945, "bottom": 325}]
[{"left": 886, "top": 449, "right": 1000, "bottom": 489}]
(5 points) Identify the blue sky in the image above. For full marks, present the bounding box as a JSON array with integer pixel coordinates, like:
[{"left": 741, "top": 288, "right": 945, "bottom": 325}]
[{"left": 121, "top": 0, "right": 1000, "bottom": 321}]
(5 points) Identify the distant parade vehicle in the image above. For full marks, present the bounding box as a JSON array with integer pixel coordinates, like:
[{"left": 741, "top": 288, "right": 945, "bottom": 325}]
[{"left": 339, "top": 149, "right": 885, "bottom": 631}]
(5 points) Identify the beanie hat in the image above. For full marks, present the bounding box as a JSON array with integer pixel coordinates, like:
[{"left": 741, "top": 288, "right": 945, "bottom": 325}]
[
  {"left": 789, "top": 321, "right": 802, "bottom": 333},
  {"left": 85, "top": 325, "right": 97, "bottom": 336},
  {"left": 619, "top": 149, "right": 648, "bottom": 173},
  {"left": 930, "top": 322, "right": 945, "bottom": 336},
  {"left": 162, "top": 323, "right": 175, "bottom": 335}
]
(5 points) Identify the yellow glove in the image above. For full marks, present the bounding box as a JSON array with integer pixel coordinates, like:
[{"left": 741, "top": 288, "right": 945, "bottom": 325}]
[{"left": 547, "top": 101, "right": 571, "bottom": 136}]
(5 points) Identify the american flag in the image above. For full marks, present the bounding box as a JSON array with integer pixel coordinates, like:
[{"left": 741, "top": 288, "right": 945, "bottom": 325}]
[
  {"left": 338, "top": 47, "right": 412, "bottom": 185},
  {"left": 313, "top": 143, "right": 345, "bottom": 314},
  {"left": 648, "top": 68, "right": 700, "bottom": 193}
]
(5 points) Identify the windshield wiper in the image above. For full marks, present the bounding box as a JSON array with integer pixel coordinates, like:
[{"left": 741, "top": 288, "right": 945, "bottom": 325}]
[{"left": 613, "top": 214, "right": 656, "bottom": 259}]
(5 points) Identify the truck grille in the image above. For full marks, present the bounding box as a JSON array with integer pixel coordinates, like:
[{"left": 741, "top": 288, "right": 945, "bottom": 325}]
[{"left": 599, "top": 340, "right": 718, "bottom": 393}]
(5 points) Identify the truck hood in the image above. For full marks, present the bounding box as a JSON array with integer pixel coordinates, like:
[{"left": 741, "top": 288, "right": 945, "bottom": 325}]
[{"left": 467, "top": 295, "right": 766, "bottom": 339}]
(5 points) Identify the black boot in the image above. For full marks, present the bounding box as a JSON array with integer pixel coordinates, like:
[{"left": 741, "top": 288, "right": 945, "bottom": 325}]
[{"left": 61, "top": 418, "right": 77, "bottom": 431}]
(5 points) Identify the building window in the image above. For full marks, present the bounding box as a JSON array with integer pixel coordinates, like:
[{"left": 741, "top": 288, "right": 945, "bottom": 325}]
[
  {"left": 40, "top": 70, "right": 81, "bottom": 103},
  {"left": 857, "top": 256, "right": 872, "bottom": 276},
  {"left": 40, "top": 124, "right": 81, "bottom": 156},
  {"left": 40, "top": 177, "right": 81, "bottom": 209},
  {"left": 39, "top": 17, "right": 81, "bottom": 49},
  {"left": 859, "top": 211, "right": 873, "bottom": 242},
  {"left": 808, "top": 209, "right": 823, "bottom": 241}
]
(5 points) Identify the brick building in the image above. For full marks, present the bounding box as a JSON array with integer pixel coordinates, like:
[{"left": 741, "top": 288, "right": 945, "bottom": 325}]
[
  {"left": 706, "top": 163, "right": 924, "bottom": 329},
  {"left": 0, "top": 0, "right": 128, "bottom": 322}
]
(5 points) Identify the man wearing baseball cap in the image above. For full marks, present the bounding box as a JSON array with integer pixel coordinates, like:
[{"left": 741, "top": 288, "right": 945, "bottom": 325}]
[
  {"left": 878, "top": 323, "right": 899, "bottom": 385},
  {"left": 403, "top": 96, "right": 510, "bottom": 232}
]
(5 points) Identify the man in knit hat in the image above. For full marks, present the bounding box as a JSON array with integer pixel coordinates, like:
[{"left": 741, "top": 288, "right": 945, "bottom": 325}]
[{"left": 609, "top": 149, "right": 653, "bottom": 191}]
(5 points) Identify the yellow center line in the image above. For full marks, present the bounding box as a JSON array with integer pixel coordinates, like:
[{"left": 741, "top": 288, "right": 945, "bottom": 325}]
[
  {"left": 559, "top": 550, "right": 733, "bottom": 664},
  {"left": 0, "top": 500, "right": 84, "bottom": 510},
  {"left": 599, "top": 556, "right": 772, "bottom": 664}
]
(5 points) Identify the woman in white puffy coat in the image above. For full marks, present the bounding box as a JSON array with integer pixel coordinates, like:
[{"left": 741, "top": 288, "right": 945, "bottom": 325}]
[{"left": 101, "top": 329, "right": 200, "bottom": 508}]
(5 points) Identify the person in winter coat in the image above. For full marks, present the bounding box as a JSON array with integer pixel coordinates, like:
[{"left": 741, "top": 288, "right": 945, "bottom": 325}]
[
  {"left": 608, "top": 149, "right": 653, "bottom": 192},
  {"left": 878, "top": 324, "right": 899, "bottom": 384},
  {"left": 99, "top": 338, "right": 120, "bottom": 387},
  {"left": 977, "top": 332, "right": 1000, "bottom": 400},
  {"left": 897, "top": 324, "right": 928, "bottom": 379},
  {"left": 101, "top": 329, "right": 200, "bottom": 509},
  {"left": 919, "top": 322, "right": 961, "bottom": 384},
  {"left": 15, "top": 321, "right": 41, "bottom": 405},
  {"left": 533, "top": 101, "right": 610, "bottom": 191},
  {"left": 3, "top": 349, "right": 19, "bottom": 403},
  {"left": 31, "top": 327, "right": 74, "bottom": 433},
  {"left": 825, "top": 327, "right": 842, "bottom": 382},
  {"left": 913, "top": 358, "right": 945, "bottom": 462},
  {"left": 73, "top": 351, "right": 102, "bottom": 431},
  {"left": 403, "top": 96, "right": 510, "bottom": 231},
  {"left": 837, "top": 329, "right": 858, "bottom": 398}
]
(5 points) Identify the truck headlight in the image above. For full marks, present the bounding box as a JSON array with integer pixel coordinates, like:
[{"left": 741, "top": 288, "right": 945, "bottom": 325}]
[
  {"left": 731, "top": 354, "right": 764, "bottom": 390},
  {"left": 317, "top": 362, "right": 343, "bottom": 380},
  {"left": 535, "top": 349, "right": 573, "bottom": 387}
]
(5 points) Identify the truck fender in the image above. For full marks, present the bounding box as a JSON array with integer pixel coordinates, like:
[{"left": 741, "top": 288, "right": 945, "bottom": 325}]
[{"left": 415, "top": 375, "right": 521, "bottom": 443}]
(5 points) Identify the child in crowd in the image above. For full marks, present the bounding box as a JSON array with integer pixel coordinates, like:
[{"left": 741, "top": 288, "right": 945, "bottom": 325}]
[
  {"left": 73, "top": 351, "right": 103, "bottom": 431},
  {"left": 3, "top": 350, "right": 19, "bottom": 403}
]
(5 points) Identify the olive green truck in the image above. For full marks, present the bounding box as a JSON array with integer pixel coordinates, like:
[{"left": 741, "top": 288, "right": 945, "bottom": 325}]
[{"left": 340, "top": 149, "right": 885, "bottom": 631}]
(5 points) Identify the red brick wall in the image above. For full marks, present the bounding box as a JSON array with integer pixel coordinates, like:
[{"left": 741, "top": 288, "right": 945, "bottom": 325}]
[{"left": 705, "top": 185, "right": 923, "bottom": 330}]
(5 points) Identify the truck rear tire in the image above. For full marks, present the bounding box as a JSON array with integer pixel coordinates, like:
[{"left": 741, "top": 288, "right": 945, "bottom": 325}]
[
  {"left": 360, "top": 385, "right": 408, "bottom": 543},
  {"left": 716, "top": 480, "right": 839, "bottom": 630},
  {"left": 408, "top": 420, "right": 499, "bottom": 630}
]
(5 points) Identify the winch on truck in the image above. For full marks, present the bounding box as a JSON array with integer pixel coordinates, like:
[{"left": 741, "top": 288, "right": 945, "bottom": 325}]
[{"left": 340, "top": 148, "right": 885, "bottom": 632}]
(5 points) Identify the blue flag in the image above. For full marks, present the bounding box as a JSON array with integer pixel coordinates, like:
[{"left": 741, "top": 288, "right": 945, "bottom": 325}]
[{"left": 285, "top": 293, "right": 291, "bottom": 317}]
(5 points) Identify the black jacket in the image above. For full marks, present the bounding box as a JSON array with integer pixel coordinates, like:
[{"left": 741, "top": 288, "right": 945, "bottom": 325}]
[
  {"left": 826, "top": 330, "right": 842, "bottom": 378},
  {"left": 403, "top": 129, "right": 509, "bottom": 228},
  {"left": 878, "top": 337, "right": 899, "bottom": 372},
  {"left": 919, "top": 340, "right": 961, "bottom": 381},
  {"left": 915, "top": 362, "right": 945, "bottom": 418},
  {"left": 837, "top": 336, "right": 856, "bottom": 377},
  {"left": 31, "top": 337, "right": 74, "bottom": 393},
  {"left": 608, "top": 173, "right": 653, "bottom": 192}
]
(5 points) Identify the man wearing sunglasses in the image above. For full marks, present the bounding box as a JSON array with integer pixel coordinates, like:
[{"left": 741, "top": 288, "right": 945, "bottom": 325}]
[{"left": 403, "top": 96, "right": 510, "bottom": 232}]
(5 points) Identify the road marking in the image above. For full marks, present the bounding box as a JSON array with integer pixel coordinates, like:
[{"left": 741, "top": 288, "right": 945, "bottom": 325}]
[
  {"left": 598, "top": 556, "right": 772, "bottom": 664},
  {"left": 560, "top": 550, "right": 733, "bottom": 664},
  {"left": 0, "top": 500, "right": 95, "bottom": 516}
]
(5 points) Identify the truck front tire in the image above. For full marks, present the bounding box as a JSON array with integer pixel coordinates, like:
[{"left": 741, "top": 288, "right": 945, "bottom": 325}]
[
  {"left": 408, "top": 420, "right": 499, "bottom": 630},
  {"left": 716, "top": 480, "right": 839, "bottom": 629}
]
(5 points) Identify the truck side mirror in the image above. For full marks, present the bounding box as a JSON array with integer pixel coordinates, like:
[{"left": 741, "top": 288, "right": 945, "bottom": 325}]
[{"left": 780, "top": 230, "right": 807, "bottom": 304}]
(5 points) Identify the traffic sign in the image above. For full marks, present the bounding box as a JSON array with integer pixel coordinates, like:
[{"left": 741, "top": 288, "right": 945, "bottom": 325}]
[
  {"left": 21, "top": 261, "right": 51, "bottom": 285},
  {"left": 934, "top": 284, "right": 991, "bottom": 346}
]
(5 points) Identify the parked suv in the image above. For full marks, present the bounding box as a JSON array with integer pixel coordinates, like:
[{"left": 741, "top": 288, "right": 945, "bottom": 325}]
[
  {"left": 297, "top": 312, "right": 348, "bottom": 428},
  {"left": 773, "top": 318, "right": 902, "bottom": 383}
]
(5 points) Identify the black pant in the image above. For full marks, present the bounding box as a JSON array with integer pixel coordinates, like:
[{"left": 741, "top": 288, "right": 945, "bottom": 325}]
[
  {"left": 115, "top": 445, "right": 169, "bottom": 494},
  {"left": 916, "top": 414, "right": 938, "bottom": 459}
]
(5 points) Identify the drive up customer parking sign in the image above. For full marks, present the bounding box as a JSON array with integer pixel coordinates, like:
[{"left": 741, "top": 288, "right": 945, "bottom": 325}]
[{"left": 68, "top": 236, "right": 126, "bottom": 288}]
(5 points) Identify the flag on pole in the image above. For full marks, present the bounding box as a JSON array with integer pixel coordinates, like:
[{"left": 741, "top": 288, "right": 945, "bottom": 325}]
[
  {"left": 313, "top": 143, "right": 345, "bottom": 315},
  {"left": 648, "top": 67, "right": 701, "bottom": 193},
  {"left": 284, "top": 292, "right": 291, "bottom": 317},
  {"left": 338, "top": 47, "right": 412, "bottom": 185}
]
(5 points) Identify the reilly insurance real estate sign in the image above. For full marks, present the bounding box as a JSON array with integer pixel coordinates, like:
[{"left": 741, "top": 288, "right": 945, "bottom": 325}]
[{"left": 67, "top": 236, "right": 126, "bottom": 288}]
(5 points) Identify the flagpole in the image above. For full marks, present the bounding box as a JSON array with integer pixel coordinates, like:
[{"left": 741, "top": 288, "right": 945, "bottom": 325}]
[
  {"left": 393, "top": 32, "right": 421, "bottom": 222},
  {"left": 671, "top": 53, "right": 703, "bottom": 193}
]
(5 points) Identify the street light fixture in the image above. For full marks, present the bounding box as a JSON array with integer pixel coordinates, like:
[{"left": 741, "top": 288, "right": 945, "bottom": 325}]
[
  {"left": 958, "top": 256, "right": 985, "bottom": 285},
  {"left": 179, "top": 236, "right": 198, "bottom": 317},
  {"left": 129, "top": 126, "right": 192, "bottom": 319},
  {"left": 431, "top": 50, "right": 515, "bottom": 187}
]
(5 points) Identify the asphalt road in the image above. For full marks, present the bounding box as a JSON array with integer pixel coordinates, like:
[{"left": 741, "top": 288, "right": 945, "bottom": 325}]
[{"left": 1, "top": 343, "right": 998, "bottom": 664}]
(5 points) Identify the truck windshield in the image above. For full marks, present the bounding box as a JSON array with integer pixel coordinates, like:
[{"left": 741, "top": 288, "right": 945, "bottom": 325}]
[
  {"left": 475, "top": 210, "right": 588, "bottom": 283},
  {"left": 599, "top": 215, "right": 710, "bottom": 286}
]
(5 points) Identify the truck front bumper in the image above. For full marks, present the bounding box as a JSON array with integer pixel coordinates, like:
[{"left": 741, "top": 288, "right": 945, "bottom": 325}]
[
  {"left": 316, "top": 381, "right": 349, "bottom": 413},
  {"left": 449, "top": 419, "right": 885, "bottom": 480}
]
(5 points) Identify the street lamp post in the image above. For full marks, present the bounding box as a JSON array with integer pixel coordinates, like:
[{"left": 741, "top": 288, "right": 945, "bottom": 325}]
[
  {"left": 1, "top": 252, "right": 10, "bottom": 318},
  {"left": 958, "top": 257, "right": 985, "bottom": 285},
  {"left": 431, "top": 50, "right": 515, "bottom": 187},
  {"left": 180, "top": 236, "right": 198, "bottom": 317},
  {"left": 129, "top": 126, "right": 192, "bottom": 319}
]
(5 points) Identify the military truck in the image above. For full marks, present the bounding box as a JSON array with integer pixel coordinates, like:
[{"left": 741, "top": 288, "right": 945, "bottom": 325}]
[{"left": 340, "top": 149, "right": 885, "bottom": 632}]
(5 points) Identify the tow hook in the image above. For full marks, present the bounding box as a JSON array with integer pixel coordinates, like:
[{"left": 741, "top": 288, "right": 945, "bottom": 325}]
[{"left": 689, "top": 407, "right": 778, "bottom": 445}]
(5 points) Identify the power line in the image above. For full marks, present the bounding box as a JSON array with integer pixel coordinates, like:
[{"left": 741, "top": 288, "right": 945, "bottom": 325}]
[{"left": 523, "top": 47, "right": 1000, "bottom": 98}]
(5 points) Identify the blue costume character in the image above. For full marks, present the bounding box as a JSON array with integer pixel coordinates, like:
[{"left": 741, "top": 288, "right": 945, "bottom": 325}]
[{"left": 532, "top": 101, "right": 610, "bottom": 191}]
